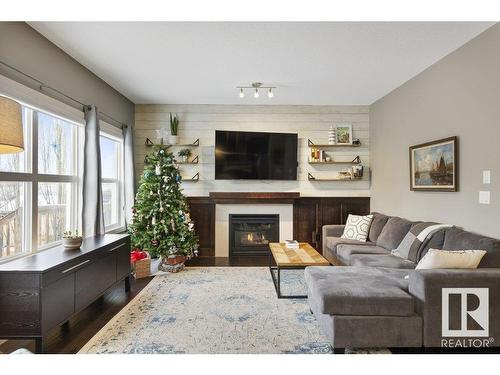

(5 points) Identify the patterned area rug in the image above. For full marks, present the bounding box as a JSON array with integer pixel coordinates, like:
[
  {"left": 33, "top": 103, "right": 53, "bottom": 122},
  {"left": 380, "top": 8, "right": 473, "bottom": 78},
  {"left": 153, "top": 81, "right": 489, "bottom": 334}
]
[{"left": 79, "top": 267, "right": 388, "bottom": 354}]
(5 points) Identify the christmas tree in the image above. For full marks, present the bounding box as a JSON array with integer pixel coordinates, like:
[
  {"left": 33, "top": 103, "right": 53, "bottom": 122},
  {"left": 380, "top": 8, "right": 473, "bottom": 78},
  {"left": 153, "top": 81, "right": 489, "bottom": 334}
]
[{"left": 129, "top": 146, "right": 198, "bottom": 260}]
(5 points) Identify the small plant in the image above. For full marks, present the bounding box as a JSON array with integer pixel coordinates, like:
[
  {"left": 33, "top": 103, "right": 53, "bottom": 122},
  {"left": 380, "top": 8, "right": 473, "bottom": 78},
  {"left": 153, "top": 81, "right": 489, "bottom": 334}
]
[
  {"left": 63, "top": 230, "right": 82, "bottom": 239},
  {"left": 169, "top": 113, "right": 179, "bottom": 136},
  {"left": 178, "top": 148, "right": 192, "bottom": 158}
]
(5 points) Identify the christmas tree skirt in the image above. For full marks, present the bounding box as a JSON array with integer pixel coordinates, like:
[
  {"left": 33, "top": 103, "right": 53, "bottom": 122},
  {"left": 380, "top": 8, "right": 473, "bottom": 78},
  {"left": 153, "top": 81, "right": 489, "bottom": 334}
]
[{"left": 79, "top": 267, "right": 389, "bottom": 354}]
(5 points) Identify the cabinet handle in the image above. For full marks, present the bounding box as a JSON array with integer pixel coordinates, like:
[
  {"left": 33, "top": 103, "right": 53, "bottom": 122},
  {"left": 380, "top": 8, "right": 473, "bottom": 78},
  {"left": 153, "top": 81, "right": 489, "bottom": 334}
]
[
  {"left": 61, "top": 259, "right": 90, "bottom": 274},
  {"left": 108, "top": 244, "right": 124, "bottom": 253}
]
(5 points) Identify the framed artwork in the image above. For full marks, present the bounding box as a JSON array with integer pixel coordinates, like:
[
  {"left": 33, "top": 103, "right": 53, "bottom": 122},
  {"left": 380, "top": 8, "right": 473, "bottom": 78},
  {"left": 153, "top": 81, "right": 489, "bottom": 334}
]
[
  {"left": 409, "top": 136, "right": 458, "bottom": 192},
  {"left": 335, "top": 124, "right": 352, "bottom": 144}
]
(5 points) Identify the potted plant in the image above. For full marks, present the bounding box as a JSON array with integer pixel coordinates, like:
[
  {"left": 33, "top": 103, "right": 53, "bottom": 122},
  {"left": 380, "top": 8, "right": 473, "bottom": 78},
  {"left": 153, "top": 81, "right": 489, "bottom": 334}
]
[
  {"left": 62, "top": 230, "right": 83, "bottom": 249},
  {"left": 178, "top": 148, "right": 192, "bottom": 163},
  {"left": 169, "top": 113, "right": 179, "bottom": 144}
]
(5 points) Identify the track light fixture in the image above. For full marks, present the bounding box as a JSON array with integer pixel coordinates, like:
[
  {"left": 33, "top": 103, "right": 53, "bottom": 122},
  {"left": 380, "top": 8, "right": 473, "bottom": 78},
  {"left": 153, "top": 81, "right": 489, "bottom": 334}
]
[{"left": 237, "top": 82, "right": 276, "bottom": 99}]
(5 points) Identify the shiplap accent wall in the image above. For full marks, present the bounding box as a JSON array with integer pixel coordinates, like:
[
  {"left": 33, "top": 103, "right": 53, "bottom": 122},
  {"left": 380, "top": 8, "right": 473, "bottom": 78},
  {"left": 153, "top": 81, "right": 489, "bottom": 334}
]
[{"left": 134, "top": 105, "right": 370, "bottom": 197}]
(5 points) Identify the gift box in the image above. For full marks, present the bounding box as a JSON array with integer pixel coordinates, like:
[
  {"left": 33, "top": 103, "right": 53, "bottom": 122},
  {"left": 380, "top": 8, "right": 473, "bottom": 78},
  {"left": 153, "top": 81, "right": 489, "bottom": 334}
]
[{"left": 131, "top": 250, "right": 151, "bottom": 279}]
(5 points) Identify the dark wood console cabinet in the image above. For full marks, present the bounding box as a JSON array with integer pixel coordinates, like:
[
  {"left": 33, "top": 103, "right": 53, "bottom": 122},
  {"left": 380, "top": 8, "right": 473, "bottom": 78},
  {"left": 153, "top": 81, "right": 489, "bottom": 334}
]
[
  {"left": 187, "top": 195, "right": 369, "bottom": 256},
  {"left": 0, "top": 234, "right": 131, "bottom": 353}
]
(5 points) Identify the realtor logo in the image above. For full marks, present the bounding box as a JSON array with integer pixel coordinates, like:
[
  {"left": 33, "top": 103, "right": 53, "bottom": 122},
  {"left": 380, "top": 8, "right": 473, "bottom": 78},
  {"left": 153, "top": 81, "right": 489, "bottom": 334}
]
[{"left": 442, "top": 288, "right": 489, "bottom": 337}]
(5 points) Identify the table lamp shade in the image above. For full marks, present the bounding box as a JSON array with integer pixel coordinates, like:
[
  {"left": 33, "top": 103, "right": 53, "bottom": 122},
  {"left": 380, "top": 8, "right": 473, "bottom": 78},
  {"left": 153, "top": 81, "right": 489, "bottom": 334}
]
[{"left": 0, "top": 96, "right": 24, "bottom": 154}]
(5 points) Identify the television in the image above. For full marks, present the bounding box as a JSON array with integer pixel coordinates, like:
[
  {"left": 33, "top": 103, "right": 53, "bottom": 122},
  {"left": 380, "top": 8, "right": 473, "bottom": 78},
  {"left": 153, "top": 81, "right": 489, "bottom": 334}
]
[{"left": 215, "top": 130, "right": 298, "bottom": 180}]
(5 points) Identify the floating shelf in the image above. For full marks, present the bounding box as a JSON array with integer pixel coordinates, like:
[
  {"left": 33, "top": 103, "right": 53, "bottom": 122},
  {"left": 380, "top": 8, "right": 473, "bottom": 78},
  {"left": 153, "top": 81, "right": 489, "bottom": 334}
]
[
  {"left": 309, "top": 156, "right": 361, "bottom": 165},
  {"left": 308, "top": 172, "right": 363, "bottom": 182},
  {"left": 176, "top": 155, "right": 199, "bottom": 164},
  {"left": 182, "top": 172, "right": 200, "bottom": 182},
  {"left": 145, "top": 138, "right": 200, "bottom": 147},
  {"left": 308, "top": 139, "right": 361, "bottom": 148}
]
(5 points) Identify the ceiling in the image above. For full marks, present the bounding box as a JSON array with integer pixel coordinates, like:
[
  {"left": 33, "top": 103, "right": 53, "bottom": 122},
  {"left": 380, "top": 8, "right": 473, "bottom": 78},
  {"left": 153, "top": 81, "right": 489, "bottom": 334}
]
[{"left": 30, "top": 22, "right": 494, "bottom": 105}]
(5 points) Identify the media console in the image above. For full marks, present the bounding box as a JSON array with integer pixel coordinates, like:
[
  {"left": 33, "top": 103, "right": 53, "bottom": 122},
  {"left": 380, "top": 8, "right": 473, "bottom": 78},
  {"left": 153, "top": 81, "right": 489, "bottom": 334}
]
[{"left": 0, "top": 234, "right": 131, "bottom": 353}]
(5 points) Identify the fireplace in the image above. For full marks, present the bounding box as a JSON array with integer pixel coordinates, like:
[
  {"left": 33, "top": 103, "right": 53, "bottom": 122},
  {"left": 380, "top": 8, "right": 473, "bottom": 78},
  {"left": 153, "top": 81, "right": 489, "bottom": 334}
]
[{"left": 229, "top": 214, "right": 279, "bottom": 257}]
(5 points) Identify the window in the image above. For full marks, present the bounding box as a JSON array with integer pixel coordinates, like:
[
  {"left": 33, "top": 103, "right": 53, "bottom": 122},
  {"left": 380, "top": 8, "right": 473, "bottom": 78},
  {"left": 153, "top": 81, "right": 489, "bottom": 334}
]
[
  {"left": 0, "top": 103, "right": 82, "bottom": 261},
  {"left": 100, "top": 124, "right": 125, "bottom": 232}
]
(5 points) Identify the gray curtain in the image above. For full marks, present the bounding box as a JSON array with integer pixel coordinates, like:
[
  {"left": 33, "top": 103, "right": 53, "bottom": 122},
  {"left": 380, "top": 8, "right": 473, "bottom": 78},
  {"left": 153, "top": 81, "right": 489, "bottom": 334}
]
[
  {"left": 123, "top": 124, "right": 135, "bottom": 227},
  {"left": 82, "top": 105, "right": 105, "bottom": 237}
]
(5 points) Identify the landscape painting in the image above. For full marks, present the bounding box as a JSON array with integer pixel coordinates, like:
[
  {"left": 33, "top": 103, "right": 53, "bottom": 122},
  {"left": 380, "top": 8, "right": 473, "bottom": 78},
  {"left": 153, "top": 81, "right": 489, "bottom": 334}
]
[{"left": 410, "top": 136, "right": 458, "bottom": 191}]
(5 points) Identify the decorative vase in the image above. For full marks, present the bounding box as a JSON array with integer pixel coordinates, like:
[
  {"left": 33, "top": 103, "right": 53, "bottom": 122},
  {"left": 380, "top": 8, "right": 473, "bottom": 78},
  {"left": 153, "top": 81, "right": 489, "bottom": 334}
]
[
  {"left": 328, "top": 125, "right": 336, "bottom": 145},
  {"left": 158, "top": 254, "right": 186, "bottom": 273},
  {"left": 63, "top": 237, "right": 83, "bottom": 249},
  {"left": 170, "top": 135, "right": 178, "bottom": 145}
]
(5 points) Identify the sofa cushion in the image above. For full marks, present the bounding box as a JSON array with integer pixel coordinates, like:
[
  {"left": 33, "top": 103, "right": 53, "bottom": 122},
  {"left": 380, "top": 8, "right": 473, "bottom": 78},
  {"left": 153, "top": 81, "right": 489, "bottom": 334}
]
[
  {"left": 336, "top": 244, "right": 390, "bottom": 265},
  {"left": 350, "top": 254, "right": 416, "bottom": 269},
  {"left": 376, "top": 217, "right": 414, "bottom": 250},
  {"left": 304, "top": 266, "right": 414, "bottom": 316},
  {"left": 341, "top": 214, "right": 374, "bottom": 242},
  {"left": 324, "top": 236, "right": 374, "bottom": 256},
  {"left": 416, "top": 228, "right": 446, "bottom": 261},
  {"left": 368, "top": 212, "right": 390, "bottom": 243},
  {"left": 442, "top": 227, "right": 500, "bottom": 268}
]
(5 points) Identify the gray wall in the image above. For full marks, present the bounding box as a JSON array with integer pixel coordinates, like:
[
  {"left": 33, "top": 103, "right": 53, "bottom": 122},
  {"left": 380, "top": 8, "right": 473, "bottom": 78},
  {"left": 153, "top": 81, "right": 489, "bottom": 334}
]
[
  {"left": 370, "top": 23, "right": 499, "bottom": 238},
  {"left": 0, "top": 22, "right": 134, "bottom": 126}
]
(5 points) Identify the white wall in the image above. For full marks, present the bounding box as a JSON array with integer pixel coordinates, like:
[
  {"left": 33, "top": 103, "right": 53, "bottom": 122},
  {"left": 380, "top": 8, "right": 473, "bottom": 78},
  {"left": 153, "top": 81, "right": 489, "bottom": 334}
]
[{"left": 135, "top": 104, "right": 370, "bottom": 197}]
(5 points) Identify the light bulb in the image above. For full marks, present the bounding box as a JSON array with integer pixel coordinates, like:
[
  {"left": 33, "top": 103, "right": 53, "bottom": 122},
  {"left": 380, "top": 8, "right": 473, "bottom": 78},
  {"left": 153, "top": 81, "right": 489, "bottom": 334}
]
[
  {"left": 268, "top": 88, "right": 274, "bottom": 98},
  {"left": 239, "top": 88, "right": 244, "bottom": 98},
  {"left": 254, "top": 88, "right": 259, "bottom": 98}
]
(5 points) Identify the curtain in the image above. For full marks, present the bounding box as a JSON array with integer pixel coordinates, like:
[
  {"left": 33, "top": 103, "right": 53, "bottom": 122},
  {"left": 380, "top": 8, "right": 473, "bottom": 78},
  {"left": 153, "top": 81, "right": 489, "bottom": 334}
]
[
  {"left": 82, "top": 105, "right": 105, "bottom": 237},
  {"left": 123, "top": 123, "right": 135, "bottom": 227}
]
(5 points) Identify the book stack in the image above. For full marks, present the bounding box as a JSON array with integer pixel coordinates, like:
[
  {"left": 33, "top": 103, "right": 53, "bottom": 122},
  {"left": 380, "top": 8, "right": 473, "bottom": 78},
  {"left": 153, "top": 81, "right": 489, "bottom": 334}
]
[
  {"left": 310, "top": 147, "right": 326, "bottom": 162},
  {"left": 285, "top": 240, "right": 300, "bottom": 249}
]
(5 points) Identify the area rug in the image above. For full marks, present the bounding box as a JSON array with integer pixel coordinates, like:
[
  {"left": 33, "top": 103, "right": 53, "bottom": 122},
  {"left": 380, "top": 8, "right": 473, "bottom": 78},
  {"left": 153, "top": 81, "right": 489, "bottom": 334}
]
[{"left": 79, "top": 267, "right": 388, "bottom": 354}]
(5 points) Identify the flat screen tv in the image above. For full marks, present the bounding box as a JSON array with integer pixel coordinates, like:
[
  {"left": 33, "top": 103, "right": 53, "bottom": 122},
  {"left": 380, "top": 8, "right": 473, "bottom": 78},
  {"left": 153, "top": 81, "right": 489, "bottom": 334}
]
[{"left": 215, "top": 130, "right": 298, "bottom": 180}]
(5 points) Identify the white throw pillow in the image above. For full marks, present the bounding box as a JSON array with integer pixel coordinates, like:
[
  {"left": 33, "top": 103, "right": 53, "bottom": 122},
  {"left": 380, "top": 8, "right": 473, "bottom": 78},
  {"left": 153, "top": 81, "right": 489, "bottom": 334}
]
[
  {"left": 341, "top": 214, "right": 373, "bottom": 242},
  {"left": 415, "top": 248, "right": 487, "bottom": 270}
]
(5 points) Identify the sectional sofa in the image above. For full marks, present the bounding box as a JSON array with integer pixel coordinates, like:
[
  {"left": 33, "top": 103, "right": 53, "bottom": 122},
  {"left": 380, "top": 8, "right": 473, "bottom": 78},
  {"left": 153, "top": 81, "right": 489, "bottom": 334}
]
[{"left": 304, "top": 213, "right": 500, "bottom": 352}]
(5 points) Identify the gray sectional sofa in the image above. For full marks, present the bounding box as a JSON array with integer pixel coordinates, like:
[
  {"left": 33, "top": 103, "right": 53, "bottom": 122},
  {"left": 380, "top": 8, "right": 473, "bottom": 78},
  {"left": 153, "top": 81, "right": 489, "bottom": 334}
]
[{"left": 305, "top": 212, "right": 500, "bottom": 352}]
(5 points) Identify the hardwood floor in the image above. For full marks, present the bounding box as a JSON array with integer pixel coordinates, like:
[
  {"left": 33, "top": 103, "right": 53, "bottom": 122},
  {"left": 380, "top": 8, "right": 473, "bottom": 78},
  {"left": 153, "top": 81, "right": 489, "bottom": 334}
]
[{"left": 0, "top": 276, "right": 153, "bottom": 354}]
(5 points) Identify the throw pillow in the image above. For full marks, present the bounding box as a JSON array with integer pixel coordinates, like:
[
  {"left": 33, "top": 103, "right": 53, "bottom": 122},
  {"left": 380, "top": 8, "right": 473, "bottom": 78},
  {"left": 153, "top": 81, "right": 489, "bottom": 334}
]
[
  {"left": 391, "top": 223, "right": 453, "bottom": 260},
  {"left": 341, "top": 214, "right": 373, "bottom": 242},
  {"left": 415, "top": 248, "right": 487, "bottom": 270}
]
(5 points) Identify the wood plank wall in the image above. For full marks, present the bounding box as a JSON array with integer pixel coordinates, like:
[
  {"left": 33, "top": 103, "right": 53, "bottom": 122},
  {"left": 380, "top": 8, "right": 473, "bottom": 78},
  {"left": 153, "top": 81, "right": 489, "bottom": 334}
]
[{"left": 134, "top": 104, "right": 370, "bottom": 197}]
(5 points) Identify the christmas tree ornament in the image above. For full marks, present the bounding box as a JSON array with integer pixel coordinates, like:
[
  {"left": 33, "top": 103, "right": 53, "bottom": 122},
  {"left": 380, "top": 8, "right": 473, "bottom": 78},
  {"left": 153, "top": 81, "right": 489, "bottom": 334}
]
[{"left": 155, "top": 164, "right": 161, "bottom": 175}]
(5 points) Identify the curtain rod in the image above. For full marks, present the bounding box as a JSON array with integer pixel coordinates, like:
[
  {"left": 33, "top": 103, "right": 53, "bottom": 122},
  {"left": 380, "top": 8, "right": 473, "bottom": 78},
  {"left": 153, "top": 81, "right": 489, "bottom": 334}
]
[{"left": 0, "top": 60, "right": 127, "bottom": 129}]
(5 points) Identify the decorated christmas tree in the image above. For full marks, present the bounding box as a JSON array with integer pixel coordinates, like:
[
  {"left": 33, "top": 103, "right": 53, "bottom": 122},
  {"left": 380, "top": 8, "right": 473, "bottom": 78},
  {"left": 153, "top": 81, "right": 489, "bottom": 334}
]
[{"left": 129, "top": 146, "right": 198, "bottom": 270}]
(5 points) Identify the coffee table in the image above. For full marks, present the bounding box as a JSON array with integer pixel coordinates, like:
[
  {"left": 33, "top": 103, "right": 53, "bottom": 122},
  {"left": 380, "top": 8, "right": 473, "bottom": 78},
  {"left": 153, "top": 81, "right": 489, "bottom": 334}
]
[{"left": 268, "top": 242, "right": 330, "bottom": 299}]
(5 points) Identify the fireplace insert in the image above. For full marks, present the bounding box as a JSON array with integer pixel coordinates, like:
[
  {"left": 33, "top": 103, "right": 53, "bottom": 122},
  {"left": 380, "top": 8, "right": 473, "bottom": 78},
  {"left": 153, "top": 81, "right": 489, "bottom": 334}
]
[{"left": 229, "top": 214, "right": 279, "bottom": 257}]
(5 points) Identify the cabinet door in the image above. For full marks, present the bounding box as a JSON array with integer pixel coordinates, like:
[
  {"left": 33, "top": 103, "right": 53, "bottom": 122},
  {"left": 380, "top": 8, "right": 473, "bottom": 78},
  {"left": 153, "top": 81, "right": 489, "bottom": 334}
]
[
  {"left": 41, "top": 273, "right": 75, "bottom": 334},
  {"left": 340, "top": 198, "right": 371, "bottom": 224},
  {"left": 293, "top": 198, "right": 320, "bottom": 249},
  {"left": 113, "top": 241, "right": 131, "bottom": 281},
  {"left": 188, "top": 198, "right": 215, "bottom": 257},
  {"left": 75, "top": 254, "right": 117, "bottom": 311}
]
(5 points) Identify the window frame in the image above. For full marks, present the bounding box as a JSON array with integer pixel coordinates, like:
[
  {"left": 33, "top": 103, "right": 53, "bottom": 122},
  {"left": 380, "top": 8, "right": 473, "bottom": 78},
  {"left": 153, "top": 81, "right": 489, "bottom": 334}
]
[
  {"left": 100, "top": 122, "right": 125, "bottom": 233},
  {"left": 0, "top": 76, "right": 84, "bottom": 263}
]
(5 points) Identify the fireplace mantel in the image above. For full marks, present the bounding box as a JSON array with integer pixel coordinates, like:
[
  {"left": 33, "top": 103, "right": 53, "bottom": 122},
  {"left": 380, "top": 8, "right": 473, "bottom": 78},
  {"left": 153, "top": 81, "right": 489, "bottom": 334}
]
[{"left": 209, "top": 192, "right": 300, "bottom": 204}]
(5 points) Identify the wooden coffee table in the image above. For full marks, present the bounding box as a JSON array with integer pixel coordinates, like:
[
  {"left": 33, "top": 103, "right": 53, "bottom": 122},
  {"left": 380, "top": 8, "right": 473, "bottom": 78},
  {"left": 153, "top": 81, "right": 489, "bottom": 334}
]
[{"left": 268, "top": 242, "right": 330, "bottom": 299}]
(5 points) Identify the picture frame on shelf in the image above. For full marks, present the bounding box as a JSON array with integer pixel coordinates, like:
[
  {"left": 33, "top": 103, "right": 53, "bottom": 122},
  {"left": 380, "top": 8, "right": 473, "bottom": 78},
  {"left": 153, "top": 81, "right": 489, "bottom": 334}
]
[
  {"left": 335, "top": 124, "right": 353, "bottom": 145},
  {"left": 409, "top": 136, "right": 458, "bottom": 192}
]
